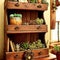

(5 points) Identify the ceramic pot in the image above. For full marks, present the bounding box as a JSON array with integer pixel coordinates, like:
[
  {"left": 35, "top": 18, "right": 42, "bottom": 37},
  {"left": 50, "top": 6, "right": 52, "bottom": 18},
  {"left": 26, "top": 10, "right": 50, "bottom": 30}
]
[
  {"left": 37, "top": 0, "right": 41, "bottom": 3},
  {"left": 10, "top": 17, "right": 22, "bottom": 25}
]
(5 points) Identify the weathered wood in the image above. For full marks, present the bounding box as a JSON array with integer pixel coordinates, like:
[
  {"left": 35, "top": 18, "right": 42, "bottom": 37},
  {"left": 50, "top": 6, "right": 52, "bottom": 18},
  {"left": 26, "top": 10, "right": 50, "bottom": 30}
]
[
  {"left": 4, "top": 1, "right": 48, "bottom": 60},
  {"left": 6, "top": 1, "right": 48, "bottom": 11},
  {"left": 6, "top": 48, "right": 49, "bottom": 60},
  {"left": 50, "top": 0, "right": 56, "bottom": 29},
  {"left": 7, "top": 25, "right": 47, "bottom": 33}
]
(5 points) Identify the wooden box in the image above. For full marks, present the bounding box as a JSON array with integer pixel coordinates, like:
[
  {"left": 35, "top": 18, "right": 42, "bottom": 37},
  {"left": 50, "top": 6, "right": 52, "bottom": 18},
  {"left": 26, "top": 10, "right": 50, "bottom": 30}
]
[
  {"left": 6, "top": 48, "right": 49, "bottom": 60},
  {"left": 7, "top": 25, "right": 47, "bottom": 33},
  {"left": 6, "top": 1, "right": 48, "bottom": 11},
  {"left": 4, "top": 1, "right": 48, "bottom": 60}
]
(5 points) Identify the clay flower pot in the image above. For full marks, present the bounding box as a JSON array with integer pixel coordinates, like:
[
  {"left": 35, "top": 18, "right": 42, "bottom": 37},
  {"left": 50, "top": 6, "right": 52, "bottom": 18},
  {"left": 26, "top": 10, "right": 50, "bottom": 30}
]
[
  {"left": 10, "top": 14, "right": 22, "bottom": 25},
  {"left": 53, "top": 45, "right": 60, "bottom": 60},
  {"left": 56, "top": 52, "right": 60, "bottom": 60},
  {"left": 37, "top": 0, "right": 41, "bottom": 3}
]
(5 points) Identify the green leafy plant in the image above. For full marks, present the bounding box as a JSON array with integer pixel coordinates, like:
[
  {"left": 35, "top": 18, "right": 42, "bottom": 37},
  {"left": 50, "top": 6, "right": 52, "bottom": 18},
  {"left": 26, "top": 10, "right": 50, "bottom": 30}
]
[
  {"left": 19, "top": 39, "right": 45, "bottom": 51},
  {"left": 20, "top": 42, "right": 29, "bottom": 50},
  {"left": 54, "top": 45, "right": 60, "bottom": 52},
  {"left": 30, "top": 0, "right": 36, "bottom": 3},
  {"left": 10, "top": 13, "right": 22, "bottom": 18},
  {"left": 41, "top": 0, "right": 48, "bottom": 5},
  {"left": 35, "top": 18, "right": 44, "bottom": 25}
]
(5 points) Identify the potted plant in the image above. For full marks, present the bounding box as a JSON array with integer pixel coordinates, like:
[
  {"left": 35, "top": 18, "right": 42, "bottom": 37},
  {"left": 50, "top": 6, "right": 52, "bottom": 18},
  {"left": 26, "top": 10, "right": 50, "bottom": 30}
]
[
  {"left": 10, "top": 13, "right": 22, "bottom": 25},
  {"left": 53, "top": 45, "right": 60, "bottom": 60}
]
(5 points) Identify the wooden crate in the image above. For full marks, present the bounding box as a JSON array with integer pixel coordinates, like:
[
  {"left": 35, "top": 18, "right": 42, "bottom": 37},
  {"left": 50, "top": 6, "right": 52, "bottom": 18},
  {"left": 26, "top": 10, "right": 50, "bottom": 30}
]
[
  {"left": 7, "top": 25, "right": 48, "bottom": 33},
  {"left": 6, "top": 48, "right": 49, "bottom": 60},
  {"left": 6, "top": 1, "right": 48, "bottom": 11}
]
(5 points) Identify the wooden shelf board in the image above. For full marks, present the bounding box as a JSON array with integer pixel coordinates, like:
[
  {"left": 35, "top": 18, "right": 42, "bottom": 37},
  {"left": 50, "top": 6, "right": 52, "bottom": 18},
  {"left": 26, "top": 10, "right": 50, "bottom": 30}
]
[
  {"left": 6, "top": 1, "right": 48, "bottom": 11},
  {"left": 7, "top": 30, "right": 47, "bottom": 34},
  {"left": 7, "top": 25, "right": 48, "bottom": 34}
]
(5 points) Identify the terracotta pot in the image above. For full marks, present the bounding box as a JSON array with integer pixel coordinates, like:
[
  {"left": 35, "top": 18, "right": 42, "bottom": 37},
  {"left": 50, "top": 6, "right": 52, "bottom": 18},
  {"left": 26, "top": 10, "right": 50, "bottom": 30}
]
[
  {"left": 56, "top": 52, "right": 60, "bottom": 60},
  {"left": 10, "top": 17, "right": 22, "bottom": 25},
  {"left": 37, "top": 0, "right": 41, "bottom": 3}
]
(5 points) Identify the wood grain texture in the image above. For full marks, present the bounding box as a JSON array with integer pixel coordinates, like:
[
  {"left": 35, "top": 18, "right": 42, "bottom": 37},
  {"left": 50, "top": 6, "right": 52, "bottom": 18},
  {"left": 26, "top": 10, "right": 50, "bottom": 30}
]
[
  {"left": 4, "top": 1, "right": 48, "bottom": 60},
  {"left": 7, "top": 25, "right": 47, "bottom": 33},
  {"left": 50, "top": 0, "right": 56, "bottom": 29},
  {"left": 6, "top": 53, "right": 56, "bottom": 60},
  {"left": 6, "top": 48, "right": 49, "bottom": 60},
  {"left": 6, "top": 1, "right": 48, "bottom": 11}
]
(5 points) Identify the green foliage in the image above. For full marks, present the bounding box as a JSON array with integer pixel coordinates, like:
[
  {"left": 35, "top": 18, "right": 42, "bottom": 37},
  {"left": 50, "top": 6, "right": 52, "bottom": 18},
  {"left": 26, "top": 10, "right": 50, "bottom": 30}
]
[
  {"left": 16, "top": 39, "right": 46, "bottom": 51},
  {"left": 10, "top": 13, "right": 22, "bottom": 18},
  {"left": 35, "top": 18, "right": 44, "bottom": 25},
  {"left": 29, "top": 42, "right": 37, "bottom": 49},
  {"left": 36, "top": 39, "right": 45, "bottom": 48},
  {"left": 10, "top": 14, "right": 14, "bottom": 18},
  {"left": 41, "top": 0, "right": 48, "bottom": 5},
  {"left": 30, "top": 0, "right": 36, "bottom": 3},
  {"left": 20, "top": 42, "right": 29, "bottom": 50},
  {"left": 54, "top": 45, "right": 60, "bottom": 52}
]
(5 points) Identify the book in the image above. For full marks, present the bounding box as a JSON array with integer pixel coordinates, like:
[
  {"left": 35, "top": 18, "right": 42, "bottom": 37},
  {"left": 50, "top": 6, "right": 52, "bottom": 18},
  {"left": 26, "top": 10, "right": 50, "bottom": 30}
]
[
  {"left": 10, "top": 40, "right": 15, "bottom": 52},
  {"left": 7, "top": 38, "right": 9, "bottom": 52}
]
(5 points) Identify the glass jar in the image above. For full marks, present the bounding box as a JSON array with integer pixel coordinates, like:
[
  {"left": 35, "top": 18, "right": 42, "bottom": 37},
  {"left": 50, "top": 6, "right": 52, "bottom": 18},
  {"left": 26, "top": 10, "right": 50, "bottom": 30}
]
[{"left": 10, "top": 14, "right": 22, "bottom": 25}]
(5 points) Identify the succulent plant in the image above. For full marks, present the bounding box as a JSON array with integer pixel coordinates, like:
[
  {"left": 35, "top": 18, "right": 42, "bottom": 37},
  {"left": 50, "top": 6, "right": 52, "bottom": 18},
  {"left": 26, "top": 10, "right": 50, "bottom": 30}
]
[
  {"left": 15, "top": 39, "right": 45, "bottom": 51},
  {"left": 20, "top": 42, "right": 29, "bottom": 50},
  {"left": 10, "top": 13, "right": 22, "bottom": 18},
  {"left": 35, "top": 18, "right": 44, "bottom": 25},
  {"left": 41, "top": 0, "right": 48, "bottom": 4}
]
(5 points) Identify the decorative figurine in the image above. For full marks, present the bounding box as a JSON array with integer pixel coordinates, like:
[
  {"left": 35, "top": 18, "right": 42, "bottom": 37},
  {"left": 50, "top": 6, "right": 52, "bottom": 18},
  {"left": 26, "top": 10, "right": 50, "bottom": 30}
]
[{"left": 24, "top": 50, "right": 34, "bottom": 60}]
